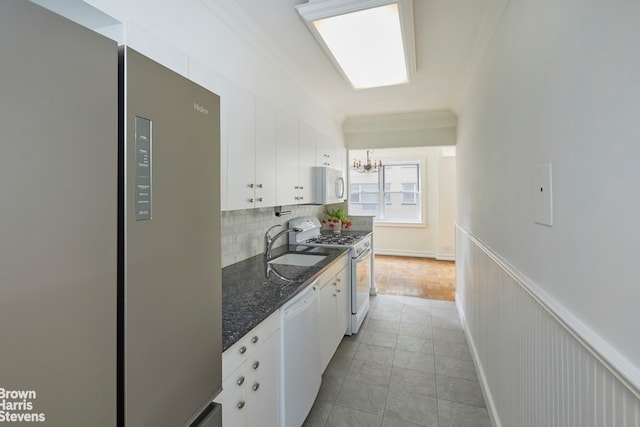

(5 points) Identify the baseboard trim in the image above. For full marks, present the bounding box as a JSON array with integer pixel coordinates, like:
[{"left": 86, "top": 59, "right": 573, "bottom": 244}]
[
  {"left": 374, "top": 249, "right": 436, "bottom": 258},
  {"left": 435, "top": 252, "right": 455, "bottom": 261},
  {"left": 456, "top": 293, "right": 502, "bottom": 427}
]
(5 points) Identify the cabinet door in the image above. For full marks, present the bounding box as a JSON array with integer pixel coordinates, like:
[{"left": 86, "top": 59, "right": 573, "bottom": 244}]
[
  {"left": 318, "top": 283, "right": 337, "bottom": 372},
  {"left": 276, "top": 109, "right": 299, "bottom": 205},
  {"left": 298, "top": 122, "right": 316, "bottom": 204},
  {"left": 335, "top": 267, "right": 349, "bottom": 339},
  {"left": 246, "top": 330, "right": 280, "bottom": 427},
  {"left": 226, "top": 84, "right": 256, "bottom": 210},
  {"left": 315, "top": 132, "right": 337, "bottom": 168},
  {"left": 337, "top": 143, "right": 347, "bottom": 176},
  {"left": 255, "top": 98, "right": 278, "bottom": 207},
  {"left": 219, "top": 362, "right": 247, "bottom": 427}
]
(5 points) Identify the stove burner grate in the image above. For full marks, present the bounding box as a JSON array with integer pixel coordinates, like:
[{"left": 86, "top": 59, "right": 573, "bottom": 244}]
[{"left": 305, "top": 234, "right": 363, "bottom": 246}]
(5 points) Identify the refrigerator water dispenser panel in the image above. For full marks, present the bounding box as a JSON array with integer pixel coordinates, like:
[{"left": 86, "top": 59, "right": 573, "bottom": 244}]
[{"left": 135, "top": 116, "right": 152, "bottom": 220}]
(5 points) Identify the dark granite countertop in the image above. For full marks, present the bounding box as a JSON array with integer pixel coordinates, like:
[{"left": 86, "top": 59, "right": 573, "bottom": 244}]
[{"left": 221, "top": 245, "right": 349, "bottom": 351}]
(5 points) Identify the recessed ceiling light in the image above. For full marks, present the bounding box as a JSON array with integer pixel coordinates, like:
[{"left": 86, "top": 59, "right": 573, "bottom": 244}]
[{"left": 296, "top": 0, "right": 416, "bottom": 90}]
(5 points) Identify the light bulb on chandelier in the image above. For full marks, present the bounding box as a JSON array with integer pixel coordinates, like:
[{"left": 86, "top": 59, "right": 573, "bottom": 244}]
[{"left": 352, "top": 150, "right": 382, "bottom": 173}]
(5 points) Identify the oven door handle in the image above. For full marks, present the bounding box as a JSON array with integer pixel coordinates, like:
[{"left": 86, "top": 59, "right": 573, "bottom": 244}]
[{"left": 354, "top": 248, "right": 372, "bottom": 262}]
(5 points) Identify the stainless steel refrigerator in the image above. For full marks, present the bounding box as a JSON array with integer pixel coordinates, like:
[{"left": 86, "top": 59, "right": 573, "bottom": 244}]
[
  {"left": 0, "top": 2, "right": 222, "bottom": 426},
  {"left": 0, "top": 1, "right": 118, "bottom": 425},
  {"left": 119, "top": 48, "right": 222, "bottom": 426}
]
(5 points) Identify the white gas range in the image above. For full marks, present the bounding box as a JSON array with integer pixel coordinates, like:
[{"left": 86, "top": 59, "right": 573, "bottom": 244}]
[{"left": 288, "top": 217, "right": 372, "bottom": 334}]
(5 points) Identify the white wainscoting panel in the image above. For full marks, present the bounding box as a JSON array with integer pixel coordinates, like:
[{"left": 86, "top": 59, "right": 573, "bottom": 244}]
[{"left": 456, "top": 225, "right": 640, "bottom": 427}]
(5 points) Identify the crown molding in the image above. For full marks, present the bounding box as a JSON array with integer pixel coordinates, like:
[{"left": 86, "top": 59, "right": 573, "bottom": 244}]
[{"left": 343, "top": 110, "right": 457, "bottom": 133}]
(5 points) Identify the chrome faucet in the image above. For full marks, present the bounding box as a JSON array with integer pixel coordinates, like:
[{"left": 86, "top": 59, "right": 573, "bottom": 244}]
[{"left": 264, "top": 225, "right": 302, "bottom": 261}]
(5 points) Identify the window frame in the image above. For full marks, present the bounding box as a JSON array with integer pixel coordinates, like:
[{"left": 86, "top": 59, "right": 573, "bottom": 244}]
[{"left": 349, "top": 159, "right": 424, "bottom": 226}]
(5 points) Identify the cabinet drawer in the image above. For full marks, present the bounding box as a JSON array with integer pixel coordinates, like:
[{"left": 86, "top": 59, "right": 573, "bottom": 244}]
[{"left": 223, "top": 310, "right": 280, "bottom": 377}]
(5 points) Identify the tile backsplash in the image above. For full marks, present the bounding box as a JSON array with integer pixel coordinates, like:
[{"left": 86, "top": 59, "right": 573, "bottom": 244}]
[
  {"left": 221, "top": 203, "right": 376, "bottom": 267},
  {"left": 221, "top": 203, "right": 344, "bottom": 267}
]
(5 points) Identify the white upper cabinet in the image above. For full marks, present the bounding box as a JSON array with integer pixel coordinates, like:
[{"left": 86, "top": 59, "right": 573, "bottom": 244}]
[
  {"left": 223, "top": 83, "right": 278, "bottom": 210},
  {"left": 337, "top": 144, "right": 347, "bottom": 176},
  {"left": 316, "top": 132, "right": 344, "bottom": 172},
  {"left": 276, "top": 109, "right": 300, "bottom": 206},
  {"left": 211, "top": 71, "right": 343, "bottom": 210},
  {"left": 277, "top": 112, "right": 317, "bottom": 205},
  {"left": 254, "top": 98, "right": 278, "bottom": 207},
  {"left": 298, "top": 122, "right": 316, "bottom": 204},
  {"left": 226, "top": 84, "right": 257, "bottom": 210},
  {"left": 316, "top": 132, "right": 346, "bottom": 182}
]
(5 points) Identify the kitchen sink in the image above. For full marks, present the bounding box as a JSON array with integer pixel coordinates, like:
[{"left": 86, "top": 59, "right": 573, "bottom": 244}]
[{"left": 268, "top": 253, "right": 327, "bottom": 267}]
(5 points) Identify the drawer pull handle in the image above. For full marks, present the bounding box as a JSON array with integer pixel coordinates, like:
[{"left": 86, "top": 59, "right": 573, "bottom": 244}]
[
  {"left": 237, "top": 400, "right": 245, "bottom": 410},
  {"left": 237, "top": 376, "right": 245, "bottom": 386},
  {"left": 253, "top": 361, "right": 260, "bottom": 370},
  {"left": 239, "top": 346, "right": 247, "bottom": 354},
  {"left": 251, "top": 336, "right": 259, "bottom": 344},
  {"left": 252, "top": 383, "right": 260, "bottom": 391},
  {"left": 336, "top": 289, "right": 341, "bottom": 292}
]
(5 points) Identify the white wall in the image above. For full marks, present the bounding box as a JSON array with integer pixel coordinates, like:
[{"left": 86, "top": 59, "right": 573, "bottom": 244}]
[
  {"left": 348, "top": 147, "right": 457, "bottom": 260},
  {"left": 456, "top": 0, "right": 640, "bottom": 423},
  {"left": 437, "top": 152, "right": 457, "bottom": 259}
]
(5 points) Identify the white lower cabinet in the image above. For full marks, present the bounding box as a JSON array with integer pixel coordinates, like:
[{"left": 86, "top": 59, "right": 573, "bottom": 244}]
[
  {"left": 319, "top": 283, "right": 337, "bottom": 371},
  {"left": 317, "top": 256, "right": 350, "bottom": 372},
  {"left": 216, "top": 311, "right": 280, "bottom": 427},
  {"left": 220, "top": 363, "right": 247, "bottom": 427},
  {"left": 335, "top": 266, "right": 349, "bottom": 339},
  {"left": 246, "top": 329, "right": 279, "bottom": 427},
  {"left": 218, "top": 255, "right": 350, "bottom": 426}
]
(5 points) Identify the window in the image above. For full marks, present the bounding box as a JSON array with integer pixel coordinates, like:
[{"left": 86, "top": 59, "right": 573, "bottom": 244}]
[
  {"left": 350, "top": 182, "right": 379, "bottom": 213},
  {"left": 401, "top": 183, "right": 417, "bottom": 204},
  {"left": 349, "top": 161, "right": 422, "bottom": 223}
]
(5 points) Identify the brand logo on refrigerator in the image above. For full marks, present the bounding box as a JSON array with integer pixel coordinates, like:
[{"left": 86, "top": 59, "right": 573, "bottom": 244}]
[{"left": 193, "top": 103, "right": 208, "bottom": 115}]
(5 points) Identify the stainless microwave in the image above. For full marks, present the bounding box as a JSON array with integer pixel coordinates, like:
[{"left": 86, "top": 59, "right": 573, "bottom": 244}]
[{"left": 314, "top": 167, "right": 345, "bottom": 204}]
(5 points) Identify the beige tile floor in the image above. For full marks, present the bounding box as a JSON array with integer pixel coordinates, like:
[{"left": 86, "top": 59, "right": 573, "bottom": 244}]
[{"left": 303, "top": 295, "right": 492, "bottom": 427}]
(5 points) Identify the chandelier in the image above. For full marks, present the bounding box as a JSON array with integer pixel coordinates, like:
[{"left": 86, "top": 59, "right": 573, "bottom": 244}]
[{"left": 352, "top": 150, "right": 382, "bottom": 173}]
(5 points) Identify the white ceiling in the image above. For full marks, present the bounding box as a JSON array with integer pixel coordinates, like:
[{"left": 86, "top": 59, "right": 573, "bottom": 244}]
[{"left": 230, "top": 0, "right": 492, "bottom": 118}]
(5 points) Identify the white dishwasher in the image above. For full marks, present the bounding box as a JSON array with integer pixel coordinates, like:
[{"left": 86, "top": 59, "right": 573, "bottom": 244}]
[{"left": 280, "top": 280, "right": 321, "bottom": 427}]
